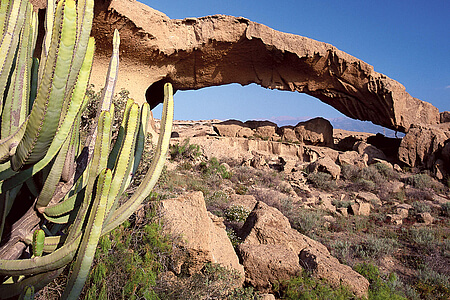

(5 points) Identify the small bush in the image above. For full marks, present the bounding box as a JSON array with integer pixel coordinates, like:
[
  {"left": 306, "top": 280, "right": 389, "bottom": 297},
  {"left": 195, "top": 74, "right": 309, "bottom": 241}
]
[
  {"left": 307, "top": 172, "right": 337, "bottom": 191},
  {"left": 354, "top": 263, "right": 407, "bottom": 300},
  {"left": 441, "top": 202, "right": 450, "bottom": 217},
  {"left": 411, "top": 201, "right": 431, "bottom": 214},
  {"left": 156, "top": 263, "right": 246, "bottom": 299},
  {"left": 408, "top": 227, "right": 436, "bottom": 249},
  {"left": 406, "top": 173, "right": 433, "bottom": 189},
  {"left": 278, "top": 270, "right": 354, "bottom": 300},
  {"left": 415, "top": 268, "right": 450, "bottom": 299},
  {"left": 226, "top": 228, "right": 242, "bottom": 248},
  {"left": 354, "top": 235, "right": 398, "bottom": 260},
  {"left": 170, "top": 138, "right": 201, "bottom": 161},
  {"left": 200, "top": 157, "right": 232, "bottom": 179},
  {"left": 225, "top": 205, "right": 251, "bottom": 222},
  {"left": 292, "top": 208, "right": 324, "bottom": 235}
]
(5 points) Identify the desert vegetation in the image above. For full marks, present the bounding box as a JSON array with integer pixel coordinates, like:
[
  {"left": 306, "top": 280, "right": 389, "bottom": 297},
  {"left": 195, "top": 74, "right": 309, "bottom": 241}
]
[{"left": 34, "top": 85, "right": 450, "bottom": 299}]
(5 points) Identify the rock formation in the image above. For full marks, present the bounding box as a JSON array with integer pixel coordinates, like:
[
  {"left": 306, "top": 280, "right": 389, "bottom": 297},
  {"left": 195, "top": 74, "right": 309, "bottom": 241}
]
[{"left": 88, "top": 0, "right": 440, "bottom": 132}]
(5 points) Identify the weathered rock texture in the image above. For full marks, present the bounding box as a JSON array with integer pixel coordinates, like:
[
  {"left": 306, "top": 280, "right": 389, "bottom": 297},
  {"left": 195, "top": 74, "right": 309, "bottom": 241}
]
[
  {"left": 87, "top": 0, "right": 440, "bottom": 132},
  {"left": 158, "top": 192, "right": 244, "bottom": 279},
  {"left": 238, "top": 201, "right": 369, "bottom": 297}
]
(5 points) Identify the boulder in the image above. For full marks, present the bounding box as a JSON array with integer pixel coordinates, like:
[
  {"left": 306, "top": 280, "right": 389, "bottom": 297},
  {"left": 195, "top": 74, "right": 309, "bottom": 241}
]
[
  {"left": 396, "top": 203, "right": 412, "bottom": 219},
  {"left": 337, "top": 150, "right": 367, "bottom": 168},
  {"left": 158, "top": 192, "right": 244, "bottom": 279},
  {"left": 441, "top": 111, "right": 450, "bottom": 123},
  {"left": 299, "top": 247, "right": 370, "bottom": 298},
  {"left": 239, "top": 201, "right": 369, "bottom": 297},
  {"left": 356, "top": 191, "right": 382, "bottom": 206},
  {"left": 229, "top": 194, "right": 258, "bottom": 212},
  {"left": 306, "top": 156, "right": 341, "bottom": 179},
  {"left": 238, "top": 244, "right": 301, "bottom": 292},
  {"left": 278, "top": 126, "right": 299, "bottom": 143},
  {"left": 349, "top": 202, "right": 371, "bottom": 216},
  {"left": 213, "top": 120, "right": 254, "bottom": 138},
  {"left": 87, "top": 0, "right": 440, "bottom": 132},
  {"left": 416, "top": 212, "right": 434, "bottom": 225},
  {"left": 245, "top": 120, "right": 278, "bottom": 140},
  {"left": 353, "top": 141, "right": 387, "bottom": 164},
  {"left": 294, "top": 117, "right": 334, "bottom": 147},
  {"left": 398, "top": 123, "right": 450, "bottom": 169}
]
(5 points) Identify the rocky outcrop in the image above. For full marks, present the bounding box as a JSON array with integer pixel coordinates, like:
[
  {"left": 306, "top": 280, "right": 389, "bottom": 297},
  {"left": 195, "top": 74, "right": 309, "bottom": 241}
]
[
  {"left": 158, "top": 192, "right": 244, "bottom": 279},
  {"left": 87, "top": 0, "right": 440, "bottom": 133},
  {"left": 238, "top": 201, "right": 370, "bottom": 297},
  {"left": 293, "top": 117, "right": 334, "bottom": 147},
  {"left": 398, "top": 123, "right": 450, "bottom": 172}
]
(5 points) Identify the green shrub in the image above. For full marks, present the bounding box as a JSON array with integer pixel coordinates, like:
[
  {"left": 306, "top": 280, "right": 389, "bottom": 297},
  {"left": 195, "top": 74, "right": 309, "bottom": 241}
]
[
  {"left": 411, "top": 201, "right": 431, "bottom": 214},
  {"left": 200, "top": 157, "right": 232, "bottom": 179},
  {"left": 408, "top": 227, "right": 436, "bottom": 249},
  {"left": 225, "top": 205, "right": 251, "bottom": 222},
  {"left": 372, "top": 162, "right": 396, "bottom": 179},
  {"left": 226, "top": 228, "right": 242, "bottom": 248},
  {"left": 354, "top": 235, "right": 398, "bottom": 260},
  {"left": 441, "top": 202, "right": 450, "bottom": 217},
  {"left": 293, "top": 208, "right": 324, "bottom": 235},
  {"left": 83, "top": 206, "right": 172, "bottom": 299},
  {"left": 235, "top": 185, "right": 248, "bottom": 195},
  {"left": 307, "top": 172, "right": 337, "bottom": 191},
  {"left": 279, "top": 270, "right": 354, "bottom": 300},
  {"left": 354, "top": 263, "right": 407, "bottom": 300},
  {"left": 415, "top": 268, "right": 450, "bottom": 299},
  {"left": 406, "top": 173, "right": 433, "bottom": 189},
  {"left": 170, "top": 138, "right": 201, "bottom": 161},
  {"left": 156, "top": 263, "right": 246, "bottom": 299}
]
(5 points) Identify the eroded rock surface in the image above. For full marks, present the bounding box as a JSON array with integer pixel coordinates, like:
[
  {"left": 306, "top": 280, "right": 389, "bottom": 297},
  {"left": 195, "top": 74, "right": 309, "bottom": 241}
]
[
  {"left": 238, "top": 201, "right": 370, "bottom": 297},
  {"left": 89, "top": 0, "right": 440, "bottom": 132}
]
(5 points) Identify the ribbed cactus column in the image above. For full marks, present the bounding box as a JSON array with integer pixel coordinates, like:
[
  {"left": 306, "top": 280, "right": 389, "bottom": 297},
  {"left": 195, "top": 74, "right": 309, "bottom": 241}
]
[{"left": 0, "top": 0, "right": 174, "bottom": 298}]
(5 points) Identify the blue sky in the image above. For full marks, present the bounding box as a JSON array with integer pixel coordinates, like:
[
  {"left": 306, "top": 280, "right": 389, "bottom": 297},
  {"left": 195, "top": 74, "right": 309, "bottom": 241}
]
[{"left": 143, "top": 0, "right": 450, "bottom": 127}]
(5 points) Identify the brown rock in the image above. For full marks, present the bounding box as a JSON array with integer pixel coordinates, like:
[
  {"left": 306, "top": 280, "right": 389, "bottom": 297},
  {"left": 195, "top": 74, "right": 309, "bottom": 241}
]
[
  {"left": 356, "top": 191, "right": 381, "bottom": 206},
  {"left": 416, "top": 212, "right": 434, "bottom": 225},
  {"left": 159, "top": 192, "right": 244, "bottom": 278},
  {"left": 278, "top": 126, "right": 299, "bottom": 142},
  {"left": 245, "top": 120, "right": 278, "bottom": 140},
  {"left": 337, "top": 151, "right": 367, "bottom": 168},
  {"left": 213, "top": 120, "right": 254, "bottom": 138},
  {"left": 294, "top": 117, "right": 334, "bottom": 147},
  {"left": 353, "top": 141, "right": 387, "bottom": 164},
  {"left": 299, "top": 247, "right": 369, "bottom": 298},
  {"left": 337, "top": 207, "right": 349, "bottom": 217},
  {"left": 306, "top": 156, "right": 341, "bottom": 179},
  {"left": 441, "top": 111, "right": 450, "bottom": 123},
  {"left": 386, "top": 214, "right": 403, "bottom": 225},
  {"left": 229, "top": 194, "right": 258, "bottom": 212},
  {"left": 398, "top": 123, "right": 450, "bottom": 169},
  {"left": 239, "top": 202, "right": 369, "bottom": 297},
  {"left": 238, "top": 244, "right": 301, "bottom": 292},
  {"left": 396, "top": 204, "right": 412, "bottom": 219}
]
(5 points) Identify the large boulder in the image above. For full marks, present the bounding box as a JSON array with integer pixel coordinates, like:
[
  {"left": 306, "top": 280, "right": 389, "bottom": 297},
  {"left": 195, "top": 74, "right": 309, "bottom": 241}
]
[
  {"left": 84, "top": 0, "right": 440, "bottom": 133},
  {"left": 398, "top": 123, "right": 450, "bottom": 170},
  {"left": 238, "top": 201, "right": 369, "bottom": 297},
  {"left": 158, "top": 192, "right": 244, "bottom": 279},
  {"left": 213, "top": 120, "right": 254, "bottom": 138},
  {"left": 294, "top": 117, "right": 334, "bottom": 147}
]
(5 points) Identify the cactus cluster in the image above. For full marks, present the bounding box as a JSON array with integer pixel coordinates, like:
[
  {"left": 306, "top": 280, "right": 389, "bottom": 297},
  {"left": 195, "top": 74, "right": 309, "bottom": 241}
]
[{"left": 0, "top": 0, "right": 173, "bottom": 298}]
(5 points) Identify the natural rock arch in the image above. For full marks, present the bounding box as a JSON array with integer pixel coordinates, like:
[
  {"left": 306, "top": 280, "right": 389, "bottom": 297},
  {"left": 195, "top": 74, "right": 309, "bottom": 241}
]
[{"left": 88, "top": 0, "right": 441, "bottom": 133}]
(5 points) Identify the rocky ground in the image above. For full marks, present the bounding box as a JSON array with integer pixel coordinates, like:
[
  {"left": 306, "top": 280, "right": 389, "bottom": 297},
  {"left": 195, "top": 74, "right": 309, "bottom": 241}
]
[
  {"left": 37, "top": 117, "right": 450, "bottom": 299},
  {"left": 142, "top": 119, "right": 449, "bottom": 299}
]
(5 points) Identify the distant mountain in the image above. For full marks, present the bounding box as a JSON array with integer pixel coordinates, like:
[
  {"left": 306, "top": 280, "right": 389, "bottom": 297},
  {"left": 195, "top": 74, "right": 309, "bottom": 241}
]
[{"left": 268, "top": 116, "right": 403, "bottom": 138}]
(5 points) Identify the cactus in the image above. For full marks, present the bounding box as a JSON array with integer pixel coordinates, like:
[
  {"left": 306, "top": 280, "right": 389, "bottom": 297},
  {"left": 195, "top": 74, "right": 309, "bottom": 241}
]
[{"left": 0, "top": 0, "right": 174, "bottom": 298}]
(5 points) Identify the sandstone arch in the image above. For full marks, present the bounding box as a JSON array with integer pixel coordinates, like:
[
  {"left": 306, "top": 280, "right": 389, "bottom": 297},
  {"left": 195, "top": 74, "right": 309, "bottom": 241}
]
[{"left": 88, "top": 0, "right": 441, "bottom": 133}]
